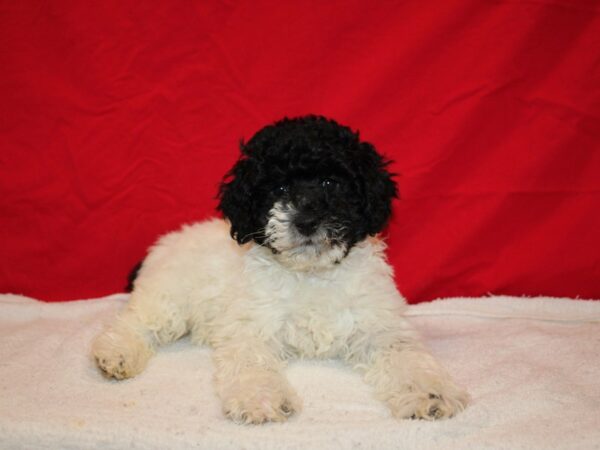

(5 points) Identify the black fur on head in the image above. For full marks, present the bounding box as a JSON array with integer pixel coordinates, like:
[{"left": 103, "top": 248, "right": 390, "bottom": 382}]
[{"left": 217, "top": 115, "right": 397, "bottom": 259}]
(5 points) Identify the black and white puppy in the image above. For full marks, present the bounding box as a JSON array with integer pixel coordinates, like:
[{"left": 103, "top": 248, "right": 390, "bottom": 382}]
[{"left": 93, "top": 116, "right": 468, "bottom": 424}]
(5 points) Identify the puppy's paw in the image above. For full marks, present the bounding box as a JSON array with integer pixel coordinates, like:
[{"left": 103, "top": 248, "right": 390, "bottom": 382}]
[
  {"left": 389, "top": 380, "right": 469, "bottom": 421},
  {"left": 92, "top": 327, "right": 153, "bottom": 380},
  {"left": 219, "top": 372, "right": 302, "bottom": 424},
  {"left": 224, "top": 391, "right": 300, "bottom": 425}
]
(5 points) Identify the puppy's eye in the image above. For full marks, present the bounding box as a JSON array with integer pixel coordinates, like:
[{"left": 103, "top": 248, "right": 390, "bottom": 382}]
[
  {"left": 274, "top": 185, "right": 289, "bottom": 195},
  {"left": 321, "top": 178, "right": 338, "bottom": 188}
]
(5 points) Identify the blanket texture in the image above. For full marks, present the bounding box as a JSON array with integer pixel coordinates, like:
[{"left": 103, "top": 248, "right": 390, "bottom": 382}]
[{"left": 1, "top": 294, "right": 599, "bottom": 449}]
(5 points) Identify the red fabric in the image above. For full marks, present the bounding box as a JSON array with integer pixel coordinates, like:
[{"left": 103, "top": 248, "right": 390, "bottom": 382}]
[{"left": 1, "top": 1, "right": 599, "bottom": 303}]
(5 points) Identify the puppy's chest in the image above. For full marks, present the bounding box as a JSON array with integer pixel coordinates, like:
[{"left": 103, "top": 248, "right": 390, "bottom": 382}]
[
  {"left": 258, "top": 276, "right": 362, "bottom": 358},
  {"left": 279, "top": 301, "right": 357, "bottom": 358}
]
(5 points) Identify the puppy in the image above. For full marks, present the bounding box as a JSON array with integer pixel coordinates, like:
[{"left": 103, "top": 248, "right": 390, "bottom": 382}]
[{"left": 92, "top": 115, "right": 468, "bottom": 424}]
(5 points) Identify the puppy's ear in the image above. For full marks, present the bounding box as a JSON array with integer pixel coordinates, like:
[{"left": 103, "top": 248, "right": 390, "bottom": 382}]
[
  {"left": 357, "top": 142, "right": 398, "bottom": 235},
  {"left": 217, "top": 150, "right": 262, "bottom": 244}
]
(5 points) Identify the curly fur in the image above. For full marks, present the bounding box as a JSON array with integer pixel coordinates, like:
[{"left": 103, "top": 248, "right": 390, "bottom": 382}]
[
  {"left": 218, "top": 116, "right": 397, "bottom": 248},
  {"left": 92, "top": 115, "right": 468, "bottom": 424}
]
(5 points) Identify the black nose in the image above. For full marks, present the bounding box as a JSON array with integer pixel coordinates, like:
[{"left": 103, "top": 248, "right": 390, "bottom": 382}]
[{"left": 295, "top": 216, "right": 319, "bottom": 236}]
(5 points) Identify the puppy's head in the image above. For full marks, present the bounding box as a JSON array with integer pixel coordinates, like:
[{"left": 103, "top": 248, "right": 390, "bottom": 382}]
[{"left": 218, "top": 115, "right": 397, "bottom": 270}]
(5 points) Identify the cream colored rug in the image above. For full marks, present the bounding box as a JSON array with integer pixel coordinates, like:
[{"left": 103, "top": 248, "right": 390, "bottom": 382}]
[{"left": 1, "top": 294, "right": 599, "bottom": 449}]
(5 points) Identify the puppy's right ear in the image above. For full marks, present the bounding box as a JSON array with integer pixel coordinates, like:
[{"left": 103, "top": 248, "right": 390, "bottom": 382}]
[{"left": 217, "top": 151, "right": 262, "bottom": 244}]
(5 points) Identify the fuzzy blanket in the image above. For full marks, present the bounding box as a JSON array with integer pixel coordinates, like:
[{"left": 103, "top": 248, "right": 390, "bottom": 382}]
[{"left": 1, "top": 294, "right": 599, "bottom": 449}]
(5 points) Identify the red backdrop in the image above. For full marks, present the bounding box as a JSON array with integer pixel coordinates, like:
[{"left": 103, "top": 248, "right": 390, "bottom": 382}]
[{"left": 1, "top": 1, "right": 599, "bottom": 303}]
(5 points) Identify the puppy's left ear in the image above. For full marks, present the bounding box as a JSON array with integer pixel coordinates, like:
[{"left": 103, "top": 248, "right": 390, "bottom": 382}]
[
  {"left": 217, "top": 152, "right": 263, "bottom": 244},
  {"left": 357, "top": 142, "right": 398, "bottom": 235}
]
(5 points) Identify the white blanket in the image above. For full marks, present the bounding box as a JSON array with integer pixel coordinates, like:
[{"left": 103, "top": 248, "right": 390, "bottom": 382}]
[{"left": 1, "top": 294, "right": 599, "bottom": 449}]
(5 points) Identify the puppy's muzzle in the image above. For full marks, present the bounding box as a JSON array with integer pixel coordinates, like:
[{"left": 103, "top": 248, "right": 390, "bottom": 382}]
[
  {"left": 294, "top": 216, "right": 320, "bottom": 236},
  {"left": 292, "top": 191, "right": 327, "bottom": 237}
]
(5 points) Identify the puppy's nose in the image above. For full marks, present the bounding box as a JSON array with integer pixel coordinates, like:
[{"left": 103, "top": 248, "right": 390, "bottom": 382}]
[{"left": 295, "top": 217, "right": 319, "bottom": 236}]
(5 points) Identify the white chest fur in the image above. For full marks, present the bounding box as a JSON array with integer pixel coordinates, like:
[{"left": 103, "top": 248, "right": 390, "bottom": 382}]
[{"left": 238, "top": 240, "right": 405, "bottom": 358}]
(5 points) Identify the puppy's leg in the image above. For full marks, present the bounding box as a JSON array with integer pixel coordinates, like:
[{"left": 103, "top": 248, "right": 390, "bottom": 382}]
[
  {"left": 92, "top": 291, "right": 187, "bottom": 379},
  {"left": 212, "top": 336, "right": 301, "bottom": 424},
  {"left": 347, "top": 321, "right": 468, "bottom": 420}
]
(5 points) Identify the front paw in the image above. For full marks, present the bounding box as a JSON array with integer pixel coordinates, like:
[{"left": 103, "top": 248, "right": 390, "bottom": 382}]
[
  {"left": 389, "top": 381, "right": 469, "bottom": 420},
  {"left": 218, "top": 372, "right": 302, "bottom": 424},
  {"left": 92, "top": 328, "right": 152, "bottom": 380}
]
